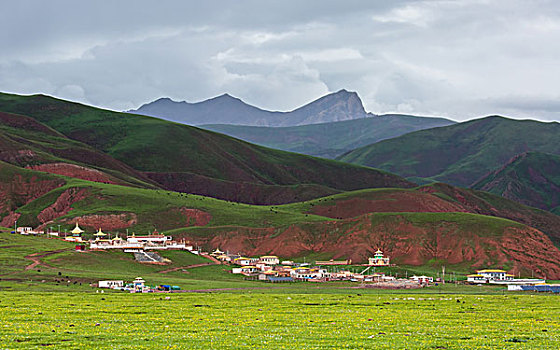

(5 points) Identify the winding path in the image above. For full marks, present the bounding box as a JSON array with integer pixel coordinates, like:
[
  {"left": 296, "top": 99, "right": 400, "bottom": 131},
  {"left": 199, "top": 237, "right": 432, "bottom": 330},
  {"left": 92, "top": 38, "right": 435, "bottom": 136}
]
[{"left": 24, "top": 248, "right": 71, "bottom": 270}]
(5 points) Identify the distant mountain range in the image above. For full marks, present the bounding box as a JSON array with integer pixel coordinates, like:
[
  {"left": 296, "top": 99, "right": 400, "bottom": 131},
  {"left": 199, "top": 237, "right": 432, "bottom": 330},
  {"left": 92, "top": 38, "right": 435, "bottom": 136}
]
[
  {"left": 130, "top": 89, "right": 373, "bottom": 127},
  {"left": 202, "top": 115, "right": 454, "bottom": 159},
  {"left": 339, "top": 116, "right": 560, "bottom": 189}
]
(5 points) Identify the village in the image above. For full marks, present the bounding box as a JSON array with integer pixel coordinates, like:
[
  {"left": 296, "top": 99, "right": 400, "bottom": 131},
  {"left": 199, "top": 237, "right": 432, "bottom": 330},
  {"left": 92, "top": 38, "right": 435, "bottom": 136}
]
[{"left": 11, "top": 222, "right": 560, "bottom": 293}]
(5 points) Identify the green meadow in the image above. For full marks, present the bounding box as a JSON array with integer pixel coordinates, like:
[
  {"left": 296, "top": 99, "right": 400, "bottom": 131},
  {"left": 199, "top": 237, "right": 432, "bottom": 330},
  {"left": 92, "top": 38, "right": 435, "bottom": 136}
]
[
  {"left": 0, "top": 292, "right": 559, "bottom": 349},
  {"left": 1, "top": 232, "right": 559, "bottom": 349}
]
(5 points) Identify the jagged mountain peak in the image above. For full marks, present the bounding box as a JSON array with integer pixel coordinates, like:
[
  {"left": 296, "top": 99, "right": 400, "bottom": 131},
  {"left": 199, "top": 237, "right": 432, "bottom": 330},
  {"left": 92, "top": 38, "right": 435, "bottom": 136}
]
[{"left": 130, "top": 89, "right": 372, "bottom": 126}]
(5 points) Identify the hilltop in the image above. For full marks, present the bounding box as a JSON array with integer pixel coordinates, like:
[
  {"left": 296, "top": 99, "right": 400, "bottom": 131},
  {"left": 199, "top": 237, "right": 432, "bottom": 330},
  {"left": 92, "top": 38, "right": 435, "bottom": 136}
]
[
  {"left": 472, "top": 152, "right": 560, "bottom": 212},
  {"left": 202, "top": 114, "right": 454, "bottom": 159},
  {"left": 130, "top": 89, "right": 372, "bottom": 126},
  {"left": 0, "top": 92, "right": 413, "bottom": 204},
  {"left": 338, "top": 116, "right": 560, "bottom": 188}
]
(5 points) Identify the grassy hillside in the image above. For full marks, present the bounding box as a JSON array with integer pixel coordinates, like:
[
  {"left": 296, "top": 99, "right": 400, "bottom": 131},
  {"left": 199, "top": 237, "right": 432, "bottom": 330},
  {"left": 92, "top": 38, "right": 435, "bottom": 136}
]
[
  {"left": 0, "top": 111, "right": 157, "bottom": 188},
  {"left": 202, "top": 114, "right": 454, "bottom": 159},
  {"left": 338, "top": 116, "right": 560, "bottom": 188},
  {"left": 472, "top": 152, "right": 560, "bottom": 212},
  {"left": 0, "top": 92, "right": 413, "bottom": 204},
  {"left": 2, "top": 163, "right": 559, "bottom": 278}
]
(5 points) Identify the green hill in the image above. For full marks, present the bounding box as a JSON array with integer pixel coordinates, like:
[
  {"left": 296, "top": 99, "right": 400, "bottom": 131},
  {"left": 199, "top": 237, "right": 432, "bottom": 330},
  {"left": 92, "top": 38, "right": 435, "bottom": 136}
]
[
  {"left": 201, "top": 114, "right": 454, "bottom": 159},
  {"left": 0, "top": 92, "right": 413, "bottom": 204},
  {"left": 472, "top": 152, "right": 560, "bottom": 212},
  {"left": 338, "top": 116, "right": 560, "bottom": 188},
  {"left": 0, "top": 111, "right": 158, "bottom": 188},
  {"left": 1, "top": 162, "right": 559, "bottom": 279}
]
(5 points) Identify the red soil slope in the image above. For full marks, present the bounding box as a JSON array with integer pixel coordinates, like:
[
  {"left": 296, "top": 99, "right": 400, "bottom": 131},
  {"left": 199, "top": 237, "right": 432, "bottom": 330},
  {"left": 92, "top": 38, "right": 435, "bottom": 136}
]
[
  {"left": 305, "top": 185, "right": 560, "bottom": 247},
  {"left": 182, "top": 214, "right": 560, "bottom": 279},
  {"left": 0, "top": 169, "right": 65, "bottom": 227},
  {"left": 62, "top": 213, "right": 138, "bottom": 231},
  {"left": 28, "top": 163, "right": 120, "bottom": 185},
  {"left": 309, "top": 191, "right": 467, "bottom": 219},
  {"left": 37, "top": 188, "right": 89, "bottom": 224}
]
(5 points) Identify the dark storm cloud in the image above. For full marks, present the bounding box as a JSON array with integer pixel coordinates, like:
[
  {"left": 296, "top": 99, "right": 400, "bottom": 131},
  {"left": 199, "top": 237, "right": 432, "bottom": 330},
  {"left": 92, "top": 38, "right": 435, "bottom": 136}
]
[{"left": 1, "top": 0, "right": 559, "bottom": 121}]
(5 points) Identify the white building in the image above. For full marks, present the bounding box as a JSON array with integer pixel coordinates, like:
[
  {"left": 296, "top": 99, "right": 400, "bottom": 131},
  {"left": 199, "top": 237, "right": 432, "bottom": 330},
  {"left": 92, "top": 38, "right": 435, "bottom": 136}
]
[
  {"left": 240, "top": 266, "right": 259, "bottom": 275},
  {"left": 126, "top": 234, "right": 171, "bottom": 244},
  {"left": 98, "top": 280, "right": 124, "bottom": 289},
  {"left": 259, "top": 256, "right": 280, "bottom": 265},
  {"left": 89, "top": 232, "right": 187, "bottom": 250},
  {"left": 291, "top": 267, "right": 328, "bottom": 280},
  {"left": 16, "top": 227, "right": 33, "bottom": 235},
  {"left": 233, "top": 257, "right": 252, "bottom": 266},
  {"left": 467, "top": 269, "right": 514, "bottom": 283},
  {"left": 410, "top": 275, "right": 434, "bottom": 284},
  {"left": 465, "top": 269, "right": 546, "bottom": 284}
]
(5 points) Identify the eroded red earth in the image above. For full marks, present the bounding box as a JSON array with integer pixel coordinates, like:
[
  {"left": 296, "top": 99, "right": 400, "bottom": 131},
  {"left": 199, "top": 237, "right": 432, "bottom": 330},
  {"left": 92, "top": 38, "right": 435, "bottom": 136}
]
[
  {"left": 183, "top": 214, "right": 560, "bottom": 279},
  {"left": 28, "top": 163, "right": 119, "bottom": 185}
]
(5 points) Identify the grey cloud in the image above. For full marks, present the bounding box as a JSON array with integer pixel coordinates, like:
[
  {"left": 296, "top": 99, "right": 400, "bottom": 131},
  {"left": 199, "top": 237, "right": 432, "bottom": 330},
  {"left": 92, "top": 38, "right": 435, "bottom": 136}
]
[{"left": 1, "top": 0, "right": 559, "bottom": 120}]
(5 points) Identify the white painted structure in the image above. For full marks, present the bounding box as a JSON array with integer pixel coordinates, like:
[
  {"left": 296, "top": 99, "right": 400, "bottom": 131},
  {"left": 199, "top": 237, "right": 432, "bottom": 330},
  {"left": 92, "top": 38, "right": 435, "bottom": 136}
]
[
  {"left": 259, "top": 256, "right": 280, "bottom": 265},
  {"left": 233, "top": 257, "right": 252, "bottom": 266},
  {"left": 89, "top": 234, "right": 187, "bottom": 250},
  {"left": 98, "top": 280, "right": 124, "bottom": 289},
  {"left": 467, "top": 269, "right": 544, "bottom": 285},
  {"left": 467, "top": 269, "right": 512, "bottom": 283},
  {"left": 17, "top": 227, "right": 33, "bottom": 235},
  {"left": 368, "top": 250, "right": 390, "bottom": 266},
  {"left": 16, "top": 227, "right": 44, "bottom": 235},
  {"left": 410, "top": 275, "right": 434, "bottom": 284},
  {"left": 126, "top": 234, "right": 171, "bottom": 244}
]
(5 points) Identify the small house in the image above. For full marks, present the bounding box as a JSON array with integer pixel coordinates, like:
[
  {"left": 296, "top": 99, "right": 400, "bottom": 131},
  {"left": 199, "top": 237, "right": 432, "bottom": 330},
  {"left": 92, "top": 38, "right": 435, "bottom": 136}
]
[
  {"left": 98, "top": 280, "right": 124, "bottom": 289},
  {"left": 17, "top": 227, "right": 33, "bottom": 235},
  {"left": 259, "top": 256, "right": 280, "bottom": 265},
  {"left": 240, "top": 266, "right": 259, "bottom": 275},
  {"left": 476, "top": 269, "right": 511, "bottom": 282},
  {"left": 233, "top": 257, "right": 252, "bottom": 266},
  {"left": 466, "top": 274, "right": 486, "bottom": 283},
  {"left": 410, "top": 275, "right": 433, "bottom": 285}
]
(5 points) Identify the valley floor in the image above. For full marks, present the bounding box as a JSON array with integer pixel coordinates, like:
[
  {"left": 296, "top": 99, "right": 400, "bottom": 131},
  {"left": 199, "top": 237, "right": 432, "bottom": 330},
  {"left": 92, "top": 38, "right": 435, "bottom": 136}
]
[
  {"left": 0, "top": 292, "right": 558, "bottom": 349},
  {"left": 1, "top": 231, "right": 559, "bottom": 349}
]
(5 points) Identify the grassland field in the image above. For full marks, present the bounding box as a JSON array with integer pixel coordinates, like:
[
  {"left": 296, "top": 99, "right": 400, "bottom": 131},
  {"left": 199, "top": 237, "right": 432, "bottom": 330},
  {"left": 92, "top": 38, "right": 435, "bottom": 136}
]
[
  {"left": 1, "top": 292, "right": 559, "bottom": 349},
  {"left": 1, "top": 229, "right": 560, "bottom": 349}
]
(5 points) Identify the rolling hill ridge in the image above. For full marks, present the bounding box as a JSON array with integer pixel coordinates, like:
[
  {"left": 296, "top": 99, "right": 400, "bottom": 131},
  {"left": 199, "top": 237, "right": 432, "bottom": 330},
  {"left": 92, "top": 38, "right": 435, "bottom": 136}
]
[
  {"left": 201, "top": 114, "right": 454, "bottom": 159},
  {"left": 0, "top": 92, "right": 413, "bottom": 204},
  {"left": 1, "top": 162, "right": 560, "bottom": 278},
  {"left": 339, "top": 116, "right": 560, "bottom": 189}
]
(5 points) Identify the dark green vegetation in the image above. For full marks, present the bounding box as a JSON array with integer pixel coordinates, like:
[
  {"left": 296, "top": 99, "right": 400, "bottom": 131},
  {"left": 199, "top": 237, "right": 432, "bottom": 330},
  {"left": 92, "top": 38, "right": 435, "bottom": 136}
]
[
  {"left": 0, "top": 111, "right": 157, "bottom": 188},
  {"left": 473, "top": 152, "right": 560, "bottom": 212},
  {"left": 0, "top": 92, "right": 413, "bottom": 204},
  {"left": 339, "top": 116, "right": 560, "bottom": 189},
  {"left": 1, "top": 292, "right": 559, "bottom": 349},
  {"left": 202, "top": 114, "right": 454, "bottom": 159}
]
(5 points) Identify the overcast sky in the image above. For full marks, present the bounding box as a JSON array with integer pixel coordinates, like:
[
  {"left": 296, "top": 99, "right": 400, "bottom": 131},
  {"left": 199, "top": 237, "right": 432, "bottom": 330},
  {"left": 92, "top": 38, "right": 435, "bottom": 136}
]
[{"left": 1, "top": 0, "right": 559, "bottom": 121}]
